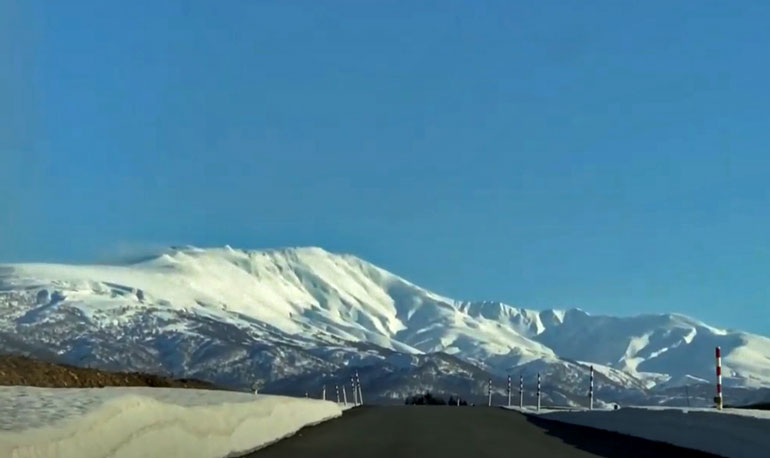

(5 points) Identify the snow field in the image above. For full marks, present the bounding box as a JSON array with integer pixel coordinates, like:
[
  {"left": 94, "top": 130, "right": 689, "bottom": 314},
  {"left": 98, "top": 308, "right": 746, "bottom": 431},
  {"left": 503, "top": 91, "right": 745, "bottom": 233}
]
[
  {"left": 512, "top": 406, "right": 770, "bottom": 458},
  {"left": 0, "top": 387, "right": 343, "bottom": 458}
]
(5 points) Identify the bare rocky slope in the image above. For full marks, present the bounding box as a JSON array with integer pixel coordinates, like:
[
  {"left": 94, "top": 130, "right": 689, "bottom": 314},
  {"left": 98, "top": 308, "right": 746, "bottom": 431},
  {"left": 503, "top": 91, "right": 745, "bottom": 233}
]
[{"left": 0, "top": 354, "right": 218, "bottom": 389}]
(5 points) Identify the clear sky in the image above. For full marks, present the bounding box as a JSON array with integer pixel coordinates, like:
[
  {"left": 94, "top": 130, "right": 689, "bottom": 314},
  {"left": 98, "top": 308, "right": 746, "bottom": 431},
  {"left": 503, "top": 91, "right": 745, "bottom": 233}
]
[{"left": 2, "top": 1, "right": 769, "bottom": 334}]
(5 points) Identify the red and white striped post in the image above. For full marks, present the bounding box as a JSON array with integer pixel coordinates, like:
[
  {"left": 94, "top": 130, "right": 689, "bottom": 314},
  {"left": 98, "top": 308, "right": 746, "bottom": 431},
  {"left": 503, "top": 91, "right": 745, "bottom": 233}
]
[
  {"left": 487, "top": 378, "right": 492, "bottom": 407},
  {"left": 507, "top": 375, "right": 512, "bottom": 407},
  {"left": 716, "top": 346, "right": 723, "bottom": 410},
  {"left": 589, "top": 365, "right": 594, "bottom": 410},
  {"left": 519, "top": 375, "right": 524, "bottom": 408},
  {"left": 536, "top": 373, "right": 541, "bottom": 412}
]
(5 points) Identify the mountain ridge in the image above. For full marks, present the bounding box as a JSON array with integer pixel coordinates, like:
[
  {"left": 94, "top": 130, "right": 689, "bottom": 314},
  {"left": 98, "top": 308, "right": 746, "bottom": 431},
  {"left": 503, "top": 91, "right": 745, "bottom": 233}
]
[{"left": 1, "top": 245, "right": 768, "bottom": 405}]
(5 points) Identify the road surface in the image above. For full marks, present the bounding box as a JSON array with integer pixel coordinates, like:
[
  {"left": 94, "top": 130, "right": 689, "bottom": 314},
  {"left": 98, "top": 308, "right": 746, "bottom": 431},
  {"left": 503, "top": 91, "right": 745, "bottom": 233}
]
[{"left": 249, "top": 406, "right": 717, "bottom": 457}]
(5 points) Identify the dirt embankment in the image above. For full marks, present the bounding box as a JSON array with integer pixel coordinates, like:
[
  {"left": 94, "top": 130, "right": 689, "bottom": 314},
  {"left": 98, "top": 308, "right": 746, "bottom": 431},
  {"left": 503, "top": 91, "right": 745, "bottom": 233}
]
[{"left": 0, "top": 355, "right": 218, "bottom": 389}]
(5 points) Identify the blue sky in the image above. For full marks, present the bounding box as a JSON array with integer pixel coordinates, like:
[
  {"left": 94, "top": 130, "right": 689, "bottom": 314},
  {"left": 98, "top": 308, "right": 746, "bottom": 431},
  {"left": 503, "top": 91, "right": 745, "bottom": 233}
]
[{"left": 2, "top": 1, "right": 769, "bottom": 334}]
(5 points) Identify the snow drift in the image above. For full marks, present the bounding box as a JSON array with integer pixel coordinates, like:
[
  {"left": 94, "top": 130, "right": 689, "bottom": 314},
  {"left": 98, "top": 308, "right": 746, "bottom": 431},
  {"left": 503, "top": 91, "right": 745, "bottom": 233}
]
[
  {"left": 0, "top": 386, "right": 342, "bottom": 458},
  {"left": 524, "top": 406, "right": 770, "bottom": 458}
]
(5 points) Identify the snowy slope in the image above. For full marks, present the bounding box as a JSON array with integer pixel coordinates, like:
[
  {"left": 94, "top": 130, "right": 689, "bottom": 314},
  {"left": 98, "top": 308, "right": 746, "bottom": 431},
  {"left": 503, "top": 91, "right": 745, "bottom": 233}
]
[
  {"left": 1, "top": 246, "right": 769, "bottom": 403},
  {"left": 533, "top": 308, "right": 770, "bottom": 388},
  {"left": 0, "top": 386, "right": 342, "bottom": 458}
]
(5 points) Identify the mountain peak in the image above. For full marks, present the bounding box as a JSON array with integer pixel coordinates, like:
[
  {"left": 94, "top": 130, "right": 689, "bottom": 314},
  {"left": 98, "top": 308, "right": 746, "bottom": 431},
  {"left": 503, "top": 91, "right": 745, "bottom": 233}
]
[
  {"left": 155, "top": 245, "right": 344, "bottom": 263},
  {"left": 2, "top": 244, "right": 769, "bottom": 398}
]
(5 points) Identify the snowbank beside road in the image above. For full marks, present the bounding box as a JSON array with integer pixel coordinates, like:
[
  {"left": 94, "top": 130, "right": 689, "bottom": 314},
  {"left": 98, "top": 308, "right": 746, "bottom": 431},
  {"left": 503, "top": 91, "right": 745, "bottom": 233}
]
[
  {"left": 0, "top": 386, "right": 343, "bottom": 458},
  {"left": 517, "top": 406, "right": 770, "bottom": 457}
]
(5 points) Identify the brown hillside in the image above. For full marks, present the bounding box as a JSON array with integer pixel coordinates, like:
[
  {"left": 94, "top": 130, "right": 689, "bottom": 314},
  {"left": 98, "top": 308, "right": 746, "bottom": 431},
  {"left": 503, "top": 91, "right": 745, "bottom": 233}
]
[{"left": 0, "top": 355, "right": 220, "bottom": 389}]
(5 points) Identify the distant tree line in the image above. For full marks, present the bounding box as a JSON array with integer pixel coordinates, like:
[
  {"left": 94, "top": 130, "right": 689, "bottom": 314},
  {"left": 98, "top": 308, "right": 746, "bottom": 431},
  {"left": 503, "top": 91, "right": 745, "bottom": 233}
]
[{"left": 404, "top": 391, "right": 468, "bottom": 406}]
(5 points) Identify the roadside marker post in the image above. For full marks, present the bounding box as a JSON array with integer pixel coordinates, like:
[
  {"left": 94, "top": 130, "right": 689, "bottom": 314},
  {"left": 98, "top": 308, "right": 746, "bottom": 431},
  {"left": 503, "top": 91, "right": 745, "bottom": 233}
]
[
  {"left": 322, "top": 385, "right": 326, "bottom": 401},
  {"left": 589, "top": 365, "right": 594, "bottom": 410},
  {"left": 342, "top": 384, "right": 348, "bottom": 406},
  {"left": 488, "top": 378, "right": 492, "bottom": 407},
  {"left": 356, "top": 371, "right": 364, "bottom": 406},
  {"left": 335, "top": 385, "right": 340, "bottom": 403},
  {"left": 519, "top": 375, "right": 523, "bottom": 409},
  {"left": 536, "top": 373, "right": 541, "bottom": 412},
  {"left": 351, "top": 377, "right": 358, "bottom": 406},
  {"left": 507, "top": 375, "right": 512, "bottom": 407},
  {"left": 716, "top": 346, "right": 723, "bottom": 410}
]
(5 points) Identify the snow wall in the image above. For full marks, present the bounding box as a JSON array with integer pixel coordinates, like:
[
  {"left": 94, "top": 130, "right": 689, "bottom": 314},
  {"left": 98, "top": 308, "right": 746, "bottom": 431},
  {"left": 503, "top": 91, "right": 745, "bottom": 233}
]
[
  {"left": 531, "top": 407, "right": 770, "bottom": 458},
  {"left": 0, "top": 387, "right": 343, "bottom": 458}
]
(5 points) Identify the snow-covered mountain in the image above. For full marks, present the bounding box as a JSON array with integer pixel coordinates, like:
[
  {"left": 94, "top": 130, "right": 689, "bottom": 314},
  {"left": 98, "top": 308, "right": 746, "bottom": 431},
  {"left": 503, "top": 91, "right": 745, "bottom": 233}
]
[{"left": 1, "top": 246, "right": 769, "bottom": 405}]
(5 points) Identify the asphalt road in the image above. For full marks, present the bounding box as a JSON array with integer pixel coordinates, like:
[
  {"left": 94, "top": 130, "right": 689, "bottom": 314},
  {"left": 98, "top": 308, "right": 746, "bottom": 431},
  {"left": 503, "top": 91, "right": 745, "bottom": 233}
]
[{"left": 249, "top": 406, "right": 718, "bottom": 458}]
